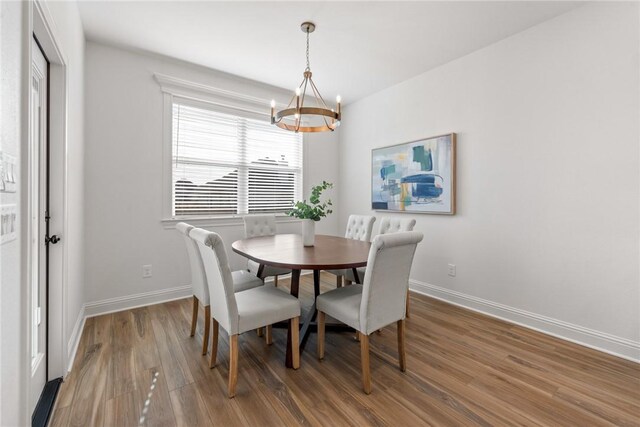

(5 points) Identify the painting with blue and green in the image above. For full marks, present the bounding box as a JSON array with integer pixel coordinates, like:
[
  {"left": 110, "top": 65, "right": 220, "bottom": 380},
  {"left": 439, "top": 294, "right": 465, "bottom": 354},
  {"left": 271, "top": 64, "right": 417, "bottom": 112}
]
[{"left": 371, "top": 133, "right": 455, "bottom": 214}]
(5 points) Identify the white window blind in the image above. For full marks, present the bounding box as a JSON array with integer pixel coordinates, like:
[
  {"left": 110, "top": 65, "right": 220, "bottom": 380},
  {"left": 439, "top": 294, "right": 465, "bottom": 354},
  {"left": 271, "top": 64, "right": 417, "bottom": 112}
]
[{"left": 172, "top": 101, "right": 302, "bottom": 216}]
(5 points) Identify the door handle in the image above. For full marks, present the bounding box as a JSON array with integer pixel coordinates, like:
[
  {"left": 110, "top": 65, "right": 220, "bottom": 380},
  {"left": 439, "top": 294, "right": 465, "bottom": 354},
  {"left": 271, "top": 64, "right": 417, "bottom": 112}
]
[{"left": 45, "top": 234, "right": 61, "bottom": 245}]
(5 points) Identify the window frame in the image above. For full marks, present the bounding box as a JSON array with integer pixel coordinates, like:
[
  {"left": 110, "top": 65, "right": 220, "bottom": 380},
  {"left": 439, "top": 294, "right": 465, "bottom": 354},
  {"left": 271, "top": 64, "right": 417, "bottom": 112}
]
[{"left": 157, "top": 73, "right": 306, "bottom": 228}]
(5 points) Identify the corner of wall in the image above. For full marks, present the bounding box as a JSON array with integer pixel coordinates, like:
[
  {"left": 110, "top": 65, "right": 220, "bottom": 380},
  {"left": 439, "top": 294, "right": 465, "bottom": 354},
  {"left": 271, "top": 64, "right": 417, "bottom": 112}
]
[{"left": 66, "top": 304, "right": 86, "bottom": 374}]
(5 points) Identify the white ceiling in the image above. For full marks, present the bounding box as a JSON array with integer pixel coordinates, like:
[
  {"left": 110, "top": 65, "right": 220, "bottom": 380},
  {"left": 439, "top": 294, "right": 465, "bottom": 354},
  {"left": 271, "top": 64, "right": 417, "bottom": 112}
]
[{"left": 77, "top": 1, "right": 581, "bottom": 102}]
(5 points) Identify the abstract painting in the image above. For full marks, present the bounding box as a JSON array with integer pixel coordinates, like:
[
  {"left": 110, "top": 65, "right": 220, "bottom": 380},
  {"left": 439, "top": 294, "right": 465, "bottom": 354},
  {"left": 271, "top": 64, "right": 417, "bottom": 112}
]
[{"left": 371, "top": 133, "right": 456, "bottom": 214}]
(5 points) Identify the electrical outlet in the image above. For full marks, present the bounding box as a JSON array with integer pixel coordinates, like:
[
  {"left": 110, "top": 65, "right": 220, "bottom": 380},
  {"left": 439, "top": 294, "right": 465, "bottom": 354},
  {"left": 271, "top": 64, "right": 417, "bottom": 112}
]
[
  {"left": 142, "top": 264, "right": 152, "bottom": 278},
  {"left": 448, "top": 264, "right": 456, "bottom": 277}
]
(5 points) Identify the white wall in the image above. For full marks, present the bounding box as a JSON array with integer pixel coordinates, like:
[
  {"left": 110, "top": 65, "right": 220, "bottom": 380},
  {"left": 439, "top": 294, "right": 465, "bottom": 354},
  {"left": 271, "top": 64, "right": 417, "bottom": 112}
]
[
  {"left": 305, "top": 130, "right": 340, "bottom": 234},
  {"left": 84, "top": 42, "right": 339, "bottom": 306},
  {"left": 338, "top": 3, "right": 639, "bottom": 360}
]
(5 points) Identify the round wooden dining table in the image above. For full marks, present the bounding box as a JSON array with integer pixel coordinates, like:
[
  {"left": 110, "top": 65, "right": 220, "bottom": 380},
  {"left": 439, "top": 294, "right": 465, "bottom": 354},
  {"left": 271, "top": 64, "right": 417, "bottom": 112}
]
[{"left": 232, "top": 233, "right": 371, "bottom": 368}]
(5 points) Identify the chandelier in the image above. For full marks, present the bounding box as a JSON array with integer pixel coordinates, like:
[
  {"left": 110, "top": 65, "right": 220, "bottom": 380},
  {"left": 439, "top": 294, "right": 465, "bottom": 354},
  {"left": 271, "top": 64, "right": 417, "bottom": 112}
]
[{"left": 270, "top": 22, "right": 341, "bottom": 133}]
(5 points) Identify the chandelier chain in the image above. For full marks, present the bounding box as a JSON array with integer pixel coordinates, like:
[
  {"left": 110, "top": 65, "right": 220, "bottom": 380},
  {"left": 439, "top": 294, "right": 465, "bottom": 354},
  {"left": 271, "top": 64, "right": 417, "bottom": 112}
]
[{"left": 305, "top": 30, "right": 310, "bottom": 71}]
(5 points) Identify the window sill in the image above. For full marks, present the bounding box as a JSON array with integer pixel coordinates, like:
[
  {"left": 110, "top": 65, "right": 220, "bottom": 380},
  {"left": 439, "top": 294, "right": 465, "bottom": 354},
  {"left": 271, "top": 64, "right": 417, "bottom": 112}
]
[{"left": 161, "top": 214, "right": 301, "bottom": 230}]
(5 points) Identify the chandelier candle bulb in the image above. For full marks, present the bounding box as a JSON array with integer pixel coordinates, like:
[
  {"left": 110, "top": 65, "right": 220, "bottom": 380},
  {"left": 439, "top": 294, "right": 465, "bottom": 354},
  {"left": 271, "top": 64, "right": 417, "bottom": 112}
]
[{"left": 270, "top": 100, "right": 276, "bottom": 123}]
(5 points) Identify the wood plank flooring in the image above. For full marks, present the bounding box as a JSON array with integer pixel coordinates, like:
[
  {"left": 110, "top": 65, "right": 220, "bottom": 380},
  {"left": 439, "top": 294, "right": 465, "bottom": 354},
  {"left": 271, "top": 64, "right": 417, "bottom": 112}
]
[{"left": 50, "top": 272, "right": 640, "bottom": 426}]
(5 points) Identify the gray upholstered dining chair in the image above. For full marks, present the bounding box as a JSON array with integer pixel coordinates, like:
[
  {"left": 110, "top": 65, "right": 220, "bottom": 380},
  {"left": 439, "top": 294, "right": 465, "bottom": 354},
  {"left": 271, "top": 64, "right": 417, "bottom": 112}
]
[
  {"left": 344, "top": 216, "right": 417, "bottom": 315},
  {"left": 316, "top": 231, "right": 423, "bottom": 394},
  {"left": 243, "top": 214, "right": 290, "bottom": 286},
  {"left": 176, "top": 223, "right": 263, "bottom": 355},
  {"left": 378, "top": 216, "right": 417, "bottom": 235},
  {"left": 327, "top": 214, "right": 376, "bottom": 287},
  {"left": 189, "top": 227, "right": 301, "bottom": 398},
  {"left": 344, "top": 217, "right": 417, "bottom": 282}
]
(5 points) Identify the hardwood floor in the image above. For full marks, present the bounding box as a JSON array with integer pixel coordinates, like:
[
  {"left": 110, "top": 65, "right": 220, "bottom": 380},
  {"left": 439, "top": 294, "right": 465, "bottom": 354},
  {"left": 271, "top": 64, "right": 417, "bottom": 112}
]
[{"left": 50, "top": 272, "right": 640, "bottom": 426}]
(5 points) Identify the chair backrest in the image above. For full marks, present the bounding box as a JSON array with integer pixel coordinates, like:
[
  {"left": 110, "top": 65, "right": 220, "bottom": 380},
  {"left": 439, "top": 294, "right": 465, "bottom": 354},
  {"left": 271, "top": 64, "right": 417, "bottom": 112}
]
[
  {"left": 379, "top": 217, "right": 416, "bottom": 235},
  {"left": 360, "top": 231, "right": 423, "bottom": 334},
  {"left": 176, "top": 222, "right": 209, "bottom": 305},
  {"left": 344, "top": 215, "right": 376, "bottom": 242},
  {"left": 189, "top": 228, "right": 239, "bottom": 334},
  {"left": 243, "top": 214, "right": 277, "bottom": 238}
]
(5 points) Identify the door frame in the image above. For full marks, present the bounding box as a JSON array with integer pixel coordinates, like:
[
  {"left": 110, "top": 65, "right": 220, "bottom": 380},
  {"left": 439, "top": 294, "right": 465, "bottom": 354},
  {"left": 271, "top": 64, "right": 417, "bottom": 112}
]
[
  {"left": 29, "top": 0, "right": 69, "bottom": 387},
  {"left": 28, "top": 34, "right": 49, "bottom": 412}
]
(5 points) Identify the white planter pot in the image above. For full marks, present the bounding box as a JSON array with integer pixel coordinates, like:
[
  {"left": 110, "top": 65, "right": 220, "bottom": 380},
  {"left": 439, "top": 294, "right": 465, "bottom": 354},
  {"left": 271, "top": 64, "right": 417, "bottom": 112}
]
[{"left": 302, "top": 219, "right": 315, "bottom": 247}]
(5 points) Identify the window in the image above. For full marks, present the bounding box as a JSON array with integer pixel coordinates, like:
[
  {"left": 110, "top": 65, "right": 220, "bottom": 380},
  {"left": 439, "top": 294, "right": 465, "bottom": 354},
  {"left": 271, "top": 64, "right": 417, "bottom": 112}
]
[{"left": 171, "top": 100, "right": 302, "bottom": 217}]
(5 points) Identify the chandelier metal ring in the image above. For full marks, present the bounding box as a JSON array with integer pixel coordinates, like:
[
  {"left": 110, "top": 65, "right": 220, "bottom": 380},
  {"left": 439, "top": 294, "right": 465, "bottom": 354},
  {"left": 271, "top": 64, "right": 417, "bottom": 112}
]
[{"left": 274, "top": 107, "right": 340, "bottom": 133}]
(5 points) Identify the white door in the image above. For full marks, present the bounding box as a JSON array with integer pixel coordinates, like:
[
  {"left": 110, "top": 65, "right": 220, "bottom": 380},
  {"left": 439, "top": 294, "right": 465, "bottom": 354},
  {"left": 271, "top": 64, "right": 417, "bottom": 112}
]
[{"left": 29, "top": 37, "right": 49, "bottom": 413}]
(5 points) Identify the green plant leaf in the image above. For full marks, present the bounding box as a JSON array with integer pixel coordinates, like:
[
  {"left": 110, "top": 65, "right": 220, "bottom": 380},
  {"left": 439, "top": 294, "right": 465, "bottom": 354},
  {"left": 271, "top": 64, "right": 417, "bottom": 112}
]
[{"left": 286, "top": 181, "right": 334, "bottom": 221}]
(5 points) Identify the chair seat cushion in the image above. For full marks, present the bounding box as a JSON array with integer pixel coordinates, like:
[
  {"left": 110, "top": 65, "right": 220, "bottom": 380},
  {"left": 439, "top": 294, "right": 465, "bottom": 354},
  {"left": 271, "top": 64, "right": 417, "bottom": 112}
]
[
  {"left": 248, "top": 259, "right": 290, "bottom": 277},
  {"left": 231, "top": 270, "right": 264, "bottom": 292},
  {"left": 236, "top": 286, "right": 301, "bottom": 334},
  {"left": 316, "top": 284, "right": 363, "bottom": 331}
]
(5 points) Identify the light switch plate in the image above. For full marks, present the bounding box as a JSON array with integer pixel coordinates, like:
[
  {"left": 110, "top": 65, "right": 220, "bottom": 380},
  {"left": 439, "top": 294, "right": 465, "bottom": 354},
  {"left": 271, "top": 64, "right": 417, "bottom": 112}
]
[
  {"left": 142, "top": 265, "right": 152, "bottom": 278},
  {"left": 448, "top": 264, "right": 456, "bottom": 277}
]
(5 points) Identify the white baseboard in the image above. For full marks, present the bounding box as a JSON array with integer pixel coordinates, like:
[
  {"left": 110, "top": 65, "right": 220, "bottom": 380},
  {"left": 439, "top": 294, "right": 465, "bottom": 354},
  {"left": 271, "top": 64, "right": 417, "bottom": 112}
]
[
  {"left": 83, "top": 270, "right": 312, "bottom": 319},
  {"left": 409, "top": 279, "right": 640, "bottom": 363},
  {"left": 66, "top": 306, "right": 86, "bottom": 374},
  {"left": 84, "top": 284, "right": 192, "bottom": 318}
]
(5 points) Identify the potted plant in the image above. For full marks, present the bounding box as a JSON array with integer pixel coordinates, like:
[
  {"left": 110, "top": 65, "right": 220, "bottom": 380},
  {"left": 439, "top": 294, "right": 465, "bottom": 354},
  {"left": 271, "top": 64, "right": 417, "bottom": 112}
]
[{"left": 287, "top": 181, "right": 333, "bottom": 246}]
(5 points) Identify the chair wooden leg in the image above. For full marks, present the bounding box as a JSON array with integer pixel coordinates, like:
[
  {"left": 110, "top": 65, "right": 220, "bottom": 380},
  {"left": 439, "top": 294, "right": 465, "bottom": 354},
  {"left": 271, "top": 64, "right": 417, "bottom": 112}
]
[
  {"left": 336, "top": 275, "right": 343, "bottom": 288},
  {"left": 257, "top": 327, "right": 264, "bottom": 337},
  {"left": 360, "top": 333, "right": 371, "bottom": 394},
  {"left": 397, "top": 319, "right": 406, "bottom": 372},
  {"left": 274, "top": 275, "right": 278, "bottom": 287},
  {"left": 202, "top": 305, "right": 210, "bottom": 355},
  {"left": 317, "top": 311, "right": 325, "bottom": 359},
  {"left": 190, "top": 296, "right": 199, "bottom": 337},
  {"left": 228, "top": 335, "right": 239, "bottom": 398},
  {"left": 265, "top": 325, "right": 272, "bottom": 345},
  {"left": 291, "top": 317, "right": 300, "bottom": 369},
  {"left": 406, "top": 290, "right": 411, "bottom": 318},
  {"left": 209, "top": 318, "right": 219, "bottom": 368}
]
